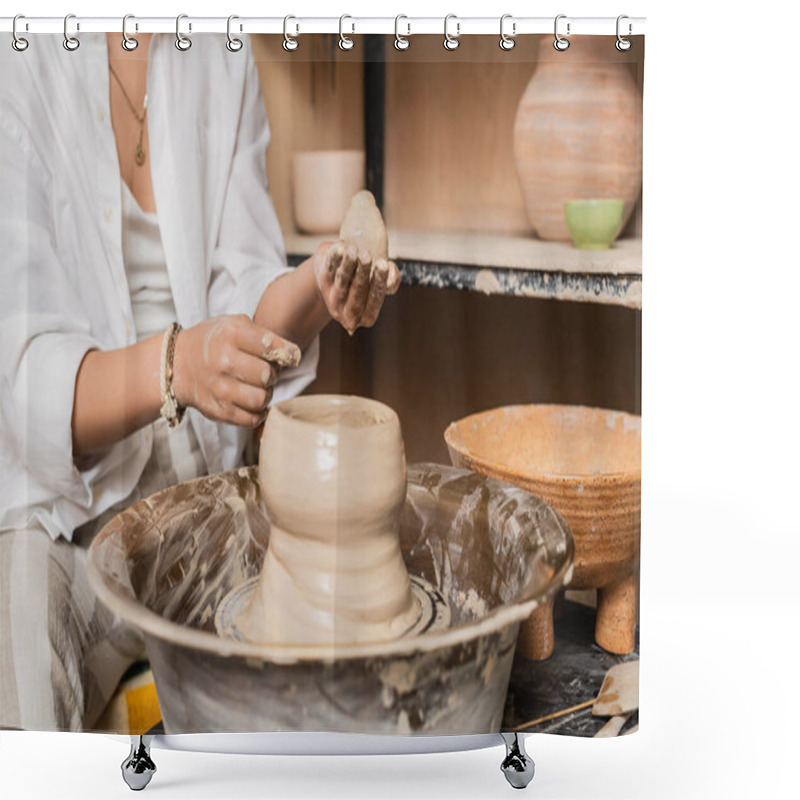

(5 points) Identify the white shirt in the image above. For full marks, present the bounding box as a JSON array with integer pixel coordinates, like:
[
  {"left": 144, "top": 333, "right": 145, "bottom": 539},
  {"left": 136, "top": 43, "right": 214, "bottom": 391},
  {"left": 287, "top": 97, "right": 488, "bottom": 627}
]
[{"left": 0, "top": 34, "right": 319, "bottom": 541}]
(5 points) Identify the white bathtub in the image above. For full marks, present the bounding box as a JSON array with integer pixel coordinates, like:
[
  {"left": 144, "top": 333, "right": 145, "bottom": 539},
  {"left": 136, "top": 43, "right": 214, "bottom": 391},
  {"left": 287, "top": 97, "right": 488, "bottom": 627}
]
[{"left": 149, "top": 731, "right": 502, "bottom": 755}]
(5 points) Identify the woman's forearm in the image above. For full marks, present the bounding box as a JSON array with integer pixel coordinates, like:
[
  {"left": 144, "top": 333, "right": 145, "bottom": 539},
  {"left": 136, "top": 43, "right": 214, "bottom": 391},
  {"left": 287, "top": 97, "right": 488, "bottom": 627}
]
[
  {"left": 71, "top": 313, "right": 304, "bottom": 463},
  {"left": 253, "top": 257, "right": 331, "bottom": 350},
  {"left": 256, "top": 242, "right": 401, "bottom": 344},
  {"left": 71, "top": 335, "right": 162, "bottom": 460},
  {"left": 70, "top": 243, "right": 395, "bottom": 461}
]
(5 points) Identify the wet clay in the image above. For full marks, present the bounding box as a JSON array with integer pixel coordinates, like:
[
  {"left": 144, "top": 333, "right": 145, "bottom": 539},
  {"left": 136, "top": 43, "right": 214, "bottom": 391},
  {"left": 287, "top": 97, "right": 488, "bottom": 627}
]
[
  {"left": 236, "top": 395, "right": 420, "bottom": 645},
  {"left": 338, "top": 190, "right": 388, "bottom": 262}
]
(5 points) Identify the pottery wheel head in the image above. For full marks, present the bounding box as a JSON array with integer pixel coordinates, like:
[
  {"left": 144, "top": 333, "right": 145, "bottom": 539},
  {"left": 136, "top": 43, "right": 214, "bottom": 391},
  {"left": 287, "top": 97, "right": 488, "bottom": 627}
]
[{"left": 215, "top": 575, "right": 451, "bottom": 646}]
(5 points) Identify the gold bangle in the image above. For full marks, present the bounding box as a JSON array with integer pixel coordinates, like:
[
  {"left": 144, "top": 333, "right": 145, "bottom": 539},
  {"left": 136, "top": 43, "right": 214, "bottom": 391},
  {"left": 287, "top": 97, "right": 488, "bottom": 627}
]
[{"left": 160, "top": 322, "right": 185, "bottom": 429}]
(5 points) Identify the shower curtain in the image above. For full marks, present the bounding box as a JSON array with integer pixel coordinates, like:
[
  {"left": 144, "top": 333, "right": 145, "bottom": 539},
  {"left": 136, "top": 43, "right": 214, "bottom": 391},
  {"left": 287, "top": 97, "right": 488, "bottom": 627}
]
[{"left": 0, "top": 23, "right": 643, "bottom": 743}]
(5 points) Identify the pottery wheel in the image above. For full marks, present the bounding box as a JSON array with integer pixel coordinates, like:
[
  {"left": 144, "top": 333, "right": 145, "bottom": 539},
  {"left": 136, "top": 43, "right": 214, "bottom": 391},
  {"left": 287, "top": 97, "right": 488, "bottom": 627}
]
[{"left": 215, "top": 575, "right": 451, "bottom": 643}]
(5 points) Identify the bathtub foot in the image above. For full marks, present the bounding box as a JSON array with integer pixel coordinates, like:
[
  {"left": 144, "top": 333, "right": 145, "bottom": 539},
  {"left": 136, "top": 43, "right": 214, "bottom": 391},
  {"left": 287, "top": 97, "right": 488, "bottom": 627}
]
[
  {"left": 121, "top": 735, "right": 156, "bottom": 791},
  {"left": 500, "top": 732, "right": 535, "bottom": 789}
]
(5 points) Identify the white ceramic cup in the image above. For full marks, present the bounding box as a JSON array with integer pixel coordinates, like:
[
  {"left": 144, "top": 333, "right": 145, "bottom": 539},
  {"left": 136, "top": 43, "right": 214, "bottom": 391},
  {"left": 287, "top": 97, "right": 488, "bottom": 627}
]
[{"left": 292, "top": 150, "right": 366, "bottom": 234}]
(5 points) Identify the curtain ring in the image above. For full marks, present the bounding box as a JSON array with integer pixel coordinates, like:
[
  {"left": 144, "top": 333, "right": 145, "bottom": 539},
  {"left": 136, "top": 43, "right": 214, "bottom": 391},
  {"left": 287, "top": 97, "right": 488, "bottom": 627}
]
[
  {"left": 63, "top": 13, "right": 80, "bottom": 51},
  {"left": 12, "top": 15, "right": 29, "bottom": 52},
  {"left": 553, "top": 14, "right": 570, "bottom": 51},
  {"left": 394, "top": 15, "right": 410, "bottom": 51},
  {"left": 283, "top": 15, "right": 298, "bottom": 51},
  {"left": 121, "top": 14, "right": 138, "bottom": 51},
  {"left": 175, "top": 14, "right": 192, "bottom": 51},
  {"left": 226, "top": 15, "right": 243, "bottom": 52},
  {"left": 616, "top": 14, "right": 632, "bottom": 51},
  {"left": 443, "top": 14, "right": 460, "bottom": 51},
  {"left": 499, "top": 14, "right": 516, "bottom": 51},
  {"left": 339, "top": 14, "right": 355, "bottom": 51}
]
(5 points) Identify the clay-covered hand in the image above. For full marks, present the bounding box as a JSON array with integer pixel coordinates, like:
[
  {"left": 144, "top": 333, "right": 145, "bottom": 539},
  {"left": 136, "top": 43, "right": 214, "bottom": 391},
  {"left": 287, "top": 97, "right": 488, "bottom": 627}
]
[
  {"left": 171, "top": 315, "right": 301, "bottom": 427},
  {"left": 313, "top": 241, "right": 402, "bottom": 335}
]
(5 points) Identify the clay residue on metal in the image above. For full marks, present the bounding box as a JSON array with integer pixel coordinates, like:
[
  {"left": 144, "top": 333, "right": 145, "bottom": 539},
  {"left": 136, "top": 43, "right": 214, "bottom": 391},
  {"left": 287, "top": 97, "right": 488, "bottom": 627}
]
[{"left": 87, "top": 462, "right": 574, "bottom": 735}]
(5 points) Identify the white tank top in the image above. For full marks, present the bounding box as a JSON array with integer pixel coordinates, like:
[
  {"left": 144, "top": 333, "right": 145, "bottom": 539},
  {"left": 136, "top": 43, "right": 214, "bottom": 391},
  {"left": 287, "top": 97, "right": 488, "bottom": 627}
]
[
  {"left": 120, "top": 180, "right": 207, "bottom": 485},
  {"left": 121, "top": 181, "right": 178, "bottom": 341}
]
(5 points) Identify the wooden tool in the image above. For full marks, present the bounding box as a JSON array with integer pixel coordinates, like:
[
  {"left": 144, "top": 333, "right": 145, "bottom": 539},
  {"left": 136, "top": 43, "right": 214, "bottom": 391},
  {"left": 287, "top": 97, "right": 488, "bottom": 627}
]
[
  {"left": 513, "top": 659, "right": 639, "bottom": 735},
  {"left": 593, "top": 660, "right": 639, "bottom": 738}
]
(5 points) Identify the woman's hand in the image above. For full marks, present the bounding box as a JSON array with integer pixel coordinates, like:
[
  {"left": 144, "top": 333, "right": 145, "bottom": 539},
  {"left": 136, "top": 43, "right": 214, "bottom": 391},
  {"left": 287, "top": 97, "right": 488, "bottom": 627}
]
[
  {"left": 313, "top": 242, "right": 401, "bottom": 335},
  {"left": 172, "top": 315, "right": 301, "bottom": 428}
]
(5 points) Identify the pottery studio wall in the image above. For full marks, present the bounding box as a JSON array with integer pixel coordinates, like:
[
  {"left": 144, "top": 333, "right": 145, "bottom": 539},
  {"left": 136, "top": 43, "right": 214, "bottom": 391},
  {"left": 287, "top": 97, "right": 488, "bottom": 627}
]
[{"left": 252, "top": 35, "right": 643, "bottom": 465}]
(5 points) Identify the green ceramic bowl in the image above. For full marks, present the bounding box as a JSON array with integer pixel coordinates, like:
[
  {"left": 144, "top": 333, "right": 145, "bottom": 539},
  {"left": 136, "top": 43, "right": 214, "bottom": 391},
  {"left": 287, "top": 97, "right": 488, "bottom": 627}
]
[{"left": 564, "top": 199, "right": 625, "bottom": 250}]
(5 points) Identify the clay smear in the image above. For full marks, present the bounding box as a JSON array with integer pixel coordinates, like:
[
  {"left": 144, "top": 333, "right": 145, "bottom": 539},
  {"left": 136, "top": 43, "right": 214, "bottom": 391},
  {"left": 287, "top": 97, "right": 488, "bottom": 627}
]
[
  {"left": 261, "top": 332, "right": 301, "bottom": 369},
  {"left": 236, "top": 395, "right": 421, "bottom": 645}
]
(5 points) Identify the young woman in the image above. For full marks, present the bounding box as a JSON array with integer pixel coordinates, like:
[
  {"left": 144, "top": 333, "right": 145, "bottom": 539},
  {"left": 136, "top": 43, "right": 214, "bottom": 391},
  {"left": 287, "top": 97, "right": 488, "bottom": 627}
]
[{"left": 0, "top": 32, "right": 399, "bottom": 731}]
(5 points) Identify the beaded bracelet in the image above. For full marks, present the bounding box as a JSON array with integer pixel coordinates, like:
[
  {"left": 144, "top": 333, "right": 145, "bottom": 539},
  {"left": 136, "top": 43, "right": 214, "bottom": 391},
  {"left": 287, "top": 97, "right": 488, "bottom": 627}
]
[{"left": 160, "top": 322, "right": 185, "bottom": 429}]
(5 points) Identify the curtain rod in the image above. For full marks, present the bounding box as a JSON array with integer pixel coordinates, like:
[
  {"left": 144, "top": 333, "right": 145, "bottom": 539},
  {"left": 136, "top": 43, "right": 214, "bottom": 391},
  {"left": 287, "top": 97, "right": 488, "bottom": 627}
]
[{"left": 0, "top": 16, "right": 646, "bottom": 37}]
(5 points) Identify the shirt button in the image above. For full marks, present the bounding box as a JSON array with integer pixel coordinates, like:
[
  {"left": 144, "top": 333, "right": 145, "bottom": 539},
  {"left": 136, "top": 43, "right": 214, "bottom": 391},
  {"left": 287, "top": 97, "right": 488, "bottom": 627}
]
[
  {"left": 103, "top": 207, "right": 112, "bottom": 224},
  {"left": 95, "top": 106, "right": 105, "bottom": 123},
  {"left": 125, "top": 319, "right": 132, "bottom": 337}
]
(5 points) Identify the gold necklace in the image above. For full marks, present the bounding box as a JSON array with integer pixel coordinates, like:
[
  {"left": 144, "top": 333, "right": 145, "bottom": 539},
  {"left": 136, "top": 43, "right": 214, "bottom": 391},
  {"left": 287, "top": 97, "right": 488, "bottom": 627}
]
[{"left": 108, "top": 63, "right": 148, "bottom": 166}]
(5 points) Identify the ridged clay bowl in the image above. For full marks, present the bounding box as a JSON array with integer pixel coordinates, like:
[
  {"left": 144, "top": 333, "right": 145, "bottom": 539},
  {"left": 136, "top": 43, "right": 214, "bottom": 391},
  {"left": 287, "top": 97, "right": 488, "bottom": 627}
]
[{"left": 445, "top": 404, "right": 641, "bottom": 658}]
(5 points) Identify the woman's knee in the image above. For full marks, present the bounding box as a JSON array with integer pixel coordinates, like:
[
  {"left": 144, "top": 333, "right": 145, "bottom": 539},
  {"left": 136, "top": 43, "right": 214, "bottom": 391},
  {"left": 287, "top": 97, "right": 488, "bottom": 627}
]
[{"left": 0, "top": 528, "right": 142, "bottom": 731}]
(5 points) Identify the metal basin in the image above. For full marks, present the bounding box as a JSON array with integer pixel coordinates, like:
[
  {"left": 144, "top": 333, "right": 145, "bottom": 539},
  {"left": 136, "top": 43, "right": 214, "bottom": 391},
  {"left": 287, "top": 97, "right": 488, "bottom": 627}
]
[{"left": 88, "top": 463, "right": 573, "bottom": 735}]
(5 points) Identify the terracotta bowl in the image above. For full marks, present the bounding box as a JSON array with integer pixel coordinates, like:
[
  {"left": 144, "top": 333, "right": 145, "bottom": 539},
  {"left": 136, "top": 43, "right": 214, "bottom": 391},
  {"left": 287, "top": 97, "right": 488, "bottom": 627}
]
[{"left": 445, "top": 404, "right": 640, "bottom": 658}]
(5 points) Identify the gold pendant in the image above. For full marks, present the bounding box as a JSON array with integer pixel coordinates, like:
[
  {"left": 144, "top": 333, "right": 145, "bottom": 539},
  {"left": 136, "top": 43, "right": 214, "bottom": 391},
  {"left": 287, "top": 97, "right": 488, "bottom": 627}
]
[{"left": 135, "top": 142, "right": 146, "bottom": 166}]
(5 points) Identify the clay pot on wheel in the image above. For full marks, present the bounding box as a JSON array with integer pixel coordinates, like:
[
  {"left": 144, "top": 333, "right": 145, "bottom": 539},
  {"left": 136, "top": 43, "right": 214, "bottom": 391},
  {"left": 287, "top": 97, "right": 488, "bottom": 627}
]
[
  {"left": 445, "top": 404, "right": 641, "bottom": 659},
  {"left": 239, "top": 394, "right": 420, "bottom": 646},
  {"left": 513, "top": 36, "right": 643, "bottom": 241}
]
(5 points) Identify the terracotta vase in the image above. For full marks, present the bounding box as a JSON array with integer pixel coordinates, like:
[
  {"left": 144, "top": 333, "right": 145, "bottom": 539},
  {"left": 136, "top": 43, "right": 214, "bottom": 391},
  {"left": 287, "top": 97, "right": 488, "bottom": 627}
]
[{"left": 513, "top": 36, "right": 643, "bottom": 241}]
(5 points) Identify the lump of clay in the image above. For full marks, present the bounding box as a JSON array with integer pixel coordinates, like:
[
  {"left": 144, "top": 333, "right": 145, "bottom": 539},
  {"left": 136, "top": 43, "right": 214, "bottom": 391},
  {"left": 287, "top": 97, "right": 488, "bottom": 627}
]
[
  {"left": 338, "top": 190, "right": 388, "bottom": 261},
  {"left": 236, "top": 394, "right": 420, "bottom": 647}
]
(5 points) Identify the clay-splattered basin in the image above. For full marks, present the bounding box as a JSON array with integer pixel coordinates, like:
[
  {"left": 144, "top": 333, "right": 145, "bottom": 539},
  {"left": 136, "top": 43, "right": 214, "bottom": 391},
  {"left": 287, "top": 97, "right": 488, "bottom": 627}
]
[
  {"left": 88, "top": 463, "right": 572, "bottom": 735},
  {"left": 445, "top": 405, "right": 641, "bottom": 658}
]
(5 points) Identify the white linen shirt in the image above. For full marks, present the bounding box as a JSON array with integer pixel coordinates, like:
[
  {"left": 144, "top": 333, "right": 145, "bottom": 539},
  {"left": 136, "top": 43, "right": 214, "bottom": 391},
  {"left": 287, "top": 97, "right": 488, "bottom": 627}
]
[{"left": 0, "top": 34, "right": 318, "bottom": 541}]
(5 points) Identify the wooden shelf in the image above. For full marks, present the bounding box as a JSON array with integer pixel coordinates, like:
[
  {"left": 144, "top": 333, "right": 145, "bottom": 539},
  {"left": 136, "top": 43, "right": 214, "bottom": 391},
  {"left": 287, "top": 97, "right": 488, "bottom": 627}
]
[{"left": 285, "top": 230, "right": 642, "bottom": 309}]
